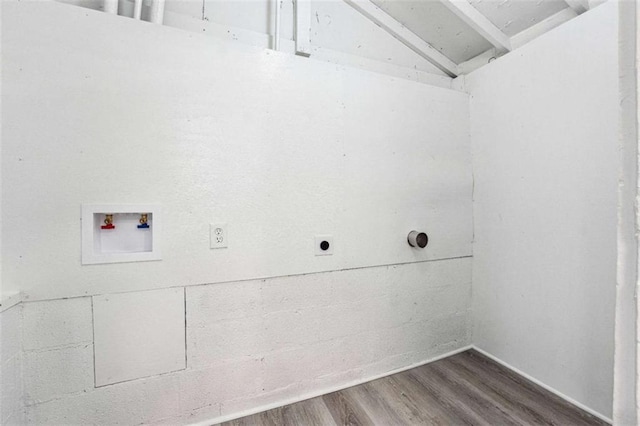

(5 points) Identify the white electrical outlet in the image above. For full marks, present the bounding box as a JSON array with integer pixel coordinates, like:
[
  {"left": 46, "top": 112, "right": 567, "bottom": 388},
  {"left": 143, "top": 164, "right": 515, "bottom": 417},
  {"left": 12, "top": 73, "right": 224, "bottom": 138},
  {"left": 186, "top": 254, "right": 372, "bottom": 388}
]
[
  {"left": 210, "top": 223, "right": 228, "bottom": 249},
  {"left": 315, "top": 235, "right": 333, "bottom": 256}
]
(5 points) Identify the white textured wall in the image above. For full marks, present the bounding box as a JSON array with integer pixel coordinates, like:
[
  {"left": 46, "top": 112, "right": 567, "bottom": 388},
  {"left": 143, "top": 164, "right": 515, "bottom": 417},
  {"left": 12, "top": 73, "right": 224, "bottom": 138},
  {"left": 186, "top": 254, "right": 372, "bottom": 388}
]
[
  {"left": 466, "top": 3, "right": 618, "bottom": 419},
  {"left": 3, "top": 1, "right": 472, "bottom": 424},
  {"left": 613, "top": 1, "right": 638, "bottom": 423},
  {"left": 3, "top": 1, "right": 471, "bottom": 302},
  {"left": 55, "top": 0, "right": 451, "bottom": 87},
  {"left": 21, "top": 260, "right": 471, "bottom": 424},
  {"left": 1, "top": 304, "right": 24, "bottom": 425}
]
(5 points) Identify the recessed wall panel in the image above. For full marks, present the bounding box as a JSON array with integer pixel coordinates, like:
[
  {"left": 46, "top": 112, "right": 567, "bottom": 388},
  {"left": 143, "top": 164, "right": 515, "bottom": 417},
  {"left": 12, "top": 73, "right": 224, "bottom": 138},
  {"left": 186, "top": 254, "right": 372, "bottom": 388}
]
[{"left": 93, "top": 288, "right": 186, "bottom": 386}]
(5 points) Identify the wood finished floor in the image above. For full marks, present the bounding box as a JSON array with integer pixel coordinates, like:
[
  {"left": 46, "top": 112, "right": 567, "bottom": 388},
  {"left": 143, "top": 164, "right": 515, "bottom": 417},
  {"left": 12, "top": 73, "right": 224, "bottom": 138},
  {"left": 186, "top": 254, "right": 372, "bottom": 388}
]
[{"left": 219, "top": 350, "right": 607, "bottom": 426}]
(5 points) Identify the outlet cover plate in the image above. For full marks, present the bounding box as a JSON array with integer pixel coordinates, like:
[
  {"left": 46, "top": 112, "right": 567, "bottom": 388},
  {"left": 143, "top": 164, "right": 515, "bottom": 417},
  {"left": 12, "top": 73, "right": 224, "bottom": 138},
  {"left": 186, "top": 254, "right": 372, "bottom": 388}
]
[{"left": 210, "top": 223, "right": 228, "bottom": 249}]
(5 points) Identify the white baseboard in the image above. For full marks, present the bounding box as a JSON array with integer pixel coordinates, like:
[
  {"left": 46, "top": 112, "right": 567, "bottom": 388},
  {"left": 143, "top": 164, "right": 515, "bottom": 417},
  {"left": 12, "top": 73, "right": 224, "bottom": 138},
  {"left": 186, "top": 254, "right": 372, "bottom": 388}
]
[
  {"left": 471, "top": 346, "right": 612, "bottom": 425},
  {"left": 188, "top": 345, "right": 474, "bottom": 426}
]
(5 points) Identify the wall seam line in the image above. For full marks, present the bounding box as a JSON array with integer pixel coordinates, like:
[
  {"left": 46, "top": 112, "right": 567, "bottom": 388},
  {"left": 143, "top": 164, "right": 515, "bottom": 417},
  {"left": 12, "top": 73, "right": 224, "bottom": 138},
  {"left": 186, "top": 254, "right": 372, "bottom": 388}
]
[{"left": 21, "top": 255, "right": 473, "bottom": 303}]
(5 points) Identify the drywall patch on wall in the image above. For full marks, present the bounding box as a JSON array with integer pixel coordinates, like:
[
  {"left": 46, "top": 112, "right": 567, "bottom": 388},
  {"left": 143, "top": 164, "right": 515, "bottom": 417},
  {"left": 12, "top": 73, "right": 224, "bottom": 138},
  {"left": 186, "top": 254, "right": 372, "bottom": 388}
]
[
  {"left": 93, "top": 288, "right": 186, "bottom": 386},
  {"left": 2, "top": 0, "right": 471, "bottom": 302},
  {"left": 22, "top": 259, "right": 471, "bottom": 424},
  {"left": 0, "top": 303, "right": 25, "bottom": 424},
  {"left": 467, "top": 2, "right": 618, "bottom": 418}
]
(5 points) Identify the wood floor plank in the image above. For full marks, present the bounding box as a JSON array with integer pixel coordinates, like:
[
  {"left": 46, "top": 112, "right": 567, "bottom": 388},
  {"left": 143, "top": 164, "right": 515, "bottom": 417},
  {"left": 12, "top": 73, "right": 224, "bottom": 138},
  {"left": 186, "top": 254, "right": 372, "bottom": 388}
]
[
  {"left": 448, "top": 351, "right": 607, "bottom": 425},
  {"left": 437, "top": 354, "right": 555, "bottom": 425},
  {"left": 322, "top": 389, "right": 375, "bottom": 426},
  {"left": 340, "top": 379, "right": 417, "bottom": 425},
  {"left": 220, "top": 396, "right": 336, "bottom": 426},
  {"left": 220, "top": 350, "right": 608, "bottom": 426},
  {"left": 423, "top": 358, "right": 539, "bottom": 425},
  {"left": 363, "top": 376, "right": 437, "bottom": 425},
  {"left": 281, "top": 397, "right": 337, "bottom": 426},
  {"left": 410, "top": 362, "right": 516, "bottom": 426},
  {"left": 403, "top": 369, "right": 491, "bottom": 426},
  {"left": 464, "top": 350, "right": 607, "bottom": 425},
  {"left": 390, "top": 370, "right": 473, "bottom": 425},
  {"left": 373, "top": 373, "right": 454, "bottom": 425}
]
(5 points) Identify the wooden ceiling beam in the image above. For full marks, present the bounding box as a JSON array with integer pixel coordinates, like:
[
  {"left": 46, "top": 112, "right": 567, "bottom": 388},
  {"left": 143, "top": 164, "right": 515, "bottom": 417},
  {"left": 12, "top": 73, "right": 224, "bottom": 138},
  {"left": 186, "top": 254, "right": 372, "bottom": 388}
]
[
  {"left": 564, "top": 0, "right": 589, "bottom": 14},
  {"left": 510, "top": 8, "right": 577, "bottom": 50},
  {"left": 439, "top": 0, "right": 511, "bottom": 53},
  {"left": 294, "top": 0, "right": 312, "bottom": 57},
  {"left": 343, "top": 0, "right": 460, "bottom": 77}
]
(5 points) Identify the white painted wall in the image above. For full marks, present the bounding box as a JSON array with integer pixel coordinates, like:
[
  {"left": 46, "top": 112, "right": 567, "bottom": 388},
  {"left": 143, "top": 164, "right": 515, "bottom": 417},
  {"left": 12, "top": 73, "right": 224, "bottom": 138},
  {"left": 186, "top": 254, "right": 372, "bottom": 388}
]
[
  {"left": 613, "top": 1, "right": 638, "bottom": 424},
  {"left": 3, "top": 0, "right": 471, "bottom": 302},
  {"left": 466, "top": 2, "right": 618, "bottom": 419},
  {"left": 2, "top": 1, "right": 472, "bottom": 423},
  {"left": 6, "top": 0, "right": 621, "bottom": 423},
  {"left": 20, "top": 260, "right": 471, "bottom": 424},
  {"left": 308, "top": 1, "right": 446, "bottom": 75},
  {"left": 1, "top": 304, "right": 24, "bottom": 425},
  {"left": 55, "top": 0, "right": 452, "bottom": 87},
  {"left": 93, "top": 288, "right": 186, "bottom": 386}
]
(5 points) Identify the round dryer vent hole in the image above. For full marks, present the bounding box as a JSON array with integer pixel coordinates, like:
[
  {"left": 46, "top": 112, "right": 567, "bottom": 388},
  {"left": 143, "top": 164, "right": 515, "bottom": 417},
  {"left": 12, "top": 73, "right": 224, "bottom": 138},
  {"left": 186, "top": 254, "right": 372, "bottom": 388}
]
[{"left": 408, "top": 231, "right": 429, "bottom": 249}]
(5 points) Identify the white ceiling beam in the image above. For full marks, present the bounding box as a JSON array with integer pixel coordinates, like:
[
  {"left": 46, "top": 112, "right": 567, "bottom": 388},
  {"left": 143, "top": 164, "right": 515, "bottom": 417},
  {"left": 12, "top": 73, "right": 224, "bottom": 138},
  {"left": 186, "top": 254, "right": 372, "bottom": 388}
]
[
  {"left": 588, "top": 0, "right": 608, "bottom": 8},
  {"left": 343, "top": 0, "right": 459, "bottom": 77},
  {"left": 104, "top": 0, "right": 118, "bottom": 14},
  {"left": 439, "top": 0, "right": 511, "bottom": 52},
  {"left": 510, "top": 8, "right": 577, "bottom": 50},
  {"left": 294, "top": 0, "right": 312, "bottom": 57},
  {"left": 564, "top": 0, "right": 589, "bottom": 14},
  {"left": 457, "top": 47, "right": 504, "bottom": 75}
]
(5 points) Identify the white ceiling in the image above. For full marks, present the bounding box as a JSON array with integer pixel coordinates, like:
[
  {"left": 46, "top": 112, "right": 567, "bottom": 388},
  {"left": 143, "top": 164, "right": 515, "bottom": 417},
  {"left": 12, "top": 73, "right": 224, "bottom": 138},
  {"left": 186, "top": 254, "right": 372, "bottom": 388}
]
[
  {"left": 371, "top": 0, "right": 494, "bottom": 63},
  {"left": 358, "top": 0, "right": 587, "bottom": 68},
  {"left": 56, "top": 0, "right": 598, "bottom": 79},
  {"left": 468, "top": 0, "right": 569, "bottom": 36}
]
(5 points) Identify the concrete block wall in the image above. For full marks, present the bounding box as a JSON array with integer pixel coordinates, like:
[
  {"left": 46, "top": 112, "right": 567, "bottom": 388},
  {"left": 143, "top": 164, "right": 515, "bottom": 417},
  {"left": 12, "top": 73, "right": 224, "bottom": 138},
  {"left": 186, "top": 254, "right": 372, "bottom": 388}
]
[
  {"left": 21, "top": 298, "right": 94, "bottom": 408},
  {"left": 1, "top": 303, "right": 24, "bottom": 425},
  {"left": 20, "top": 259, "right": 470, "bottom": 424}
]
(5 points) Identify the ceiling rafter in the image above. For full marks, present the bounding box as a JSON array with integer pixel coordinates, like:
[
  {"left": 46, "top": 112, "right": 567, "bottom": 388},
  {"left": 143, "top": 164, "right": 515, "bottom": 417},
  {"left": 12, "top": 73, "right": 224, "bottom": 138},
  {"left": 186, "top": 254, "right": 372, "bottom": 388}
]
[
  {"left": 457, "top": 1, "right": 591, "bottom": 76},
  {"left": 343, "top": 0, "right": 459, "bottom": 77},
  {"left": 510, "top": 7, "right": 577, "bottom": 50},
  {"left": 564, "top": 0, "right": 589, "bottom": 15},
  {"left": 458, "top": 48, "right": 502, "bottom": 75},
  {"left": 438, "top": 0, "right": 511, "bottom": 53},
  {"left": 294, "top": 0, "right": 312, "bottom": 57},
  {"left": 588, "top": 0, "right": 608, "bottom": 8}
]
